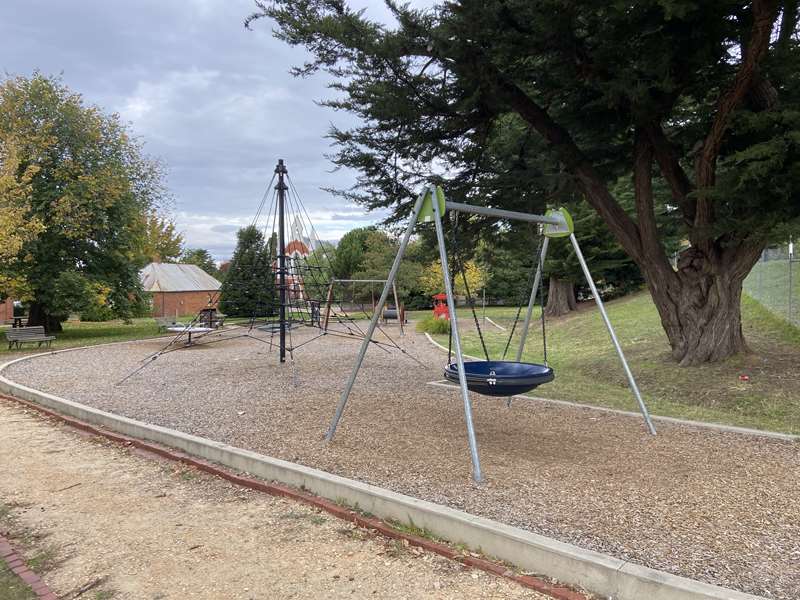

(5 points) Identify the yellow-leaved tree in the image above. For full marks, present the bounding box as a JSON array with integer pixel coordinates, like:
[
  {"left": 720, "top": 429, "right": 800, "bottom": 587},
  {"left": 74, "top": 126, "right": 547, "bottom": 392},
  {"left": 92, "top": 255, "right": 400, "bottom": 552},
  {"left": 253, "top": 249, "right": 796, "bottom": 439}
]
[
  {"left": 419, "top": 259, "right": 487, "bottom": 299},
  {"left": 0, "top": 73, "right": 170, "bottom": 330}
]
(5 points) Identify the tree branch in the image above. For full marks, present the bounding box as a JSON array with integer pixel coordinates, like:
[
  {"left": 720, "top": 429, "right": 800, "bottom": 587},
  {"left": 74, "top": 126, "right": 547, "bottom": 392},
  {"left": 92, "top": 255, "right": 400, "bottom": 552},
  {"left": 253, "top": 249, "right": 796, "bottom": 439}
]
[
  {"left": 643, "top": 123, "right": 695, "bottom": 224},
  {"left": 482, "top": 67, "right": 643, "bottom": 259},
  {"left": 634, "top": 128, "right": 659, "bottom": 244},
  {"left": 695, "top": 0, "right": 779, "bottom": 234}
]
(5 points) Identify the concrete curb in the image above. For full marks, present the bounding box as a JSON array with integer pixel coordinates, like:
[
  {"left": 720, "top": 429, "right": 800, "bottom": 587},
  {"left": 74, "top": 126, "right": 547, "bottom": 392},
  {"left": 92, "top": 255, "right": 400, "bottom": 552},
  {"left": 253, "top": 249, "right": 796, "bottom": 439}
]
[
  {"left": 0, "top": 347, "right": 768, "bottom": 600},
  {"left": 423, "top": 332, "right": 482, "bottom": 360},
  {"left": 4, "top": 394, "right": 589, "bottom": 600},
  {"left": 485, "top": 317, "right": 507, "bottom": 331}
]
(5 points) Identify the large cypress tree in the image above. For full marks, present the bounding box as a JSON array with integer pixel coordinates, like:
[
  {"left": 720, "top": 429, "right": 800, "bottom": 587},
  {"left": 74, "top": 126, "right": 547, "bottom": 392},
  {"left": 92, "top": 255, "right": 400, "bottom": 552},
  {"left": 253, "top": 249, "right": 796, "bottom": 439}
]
[{"left": 249, "top": 0, "right": 800, "bottom": 365}]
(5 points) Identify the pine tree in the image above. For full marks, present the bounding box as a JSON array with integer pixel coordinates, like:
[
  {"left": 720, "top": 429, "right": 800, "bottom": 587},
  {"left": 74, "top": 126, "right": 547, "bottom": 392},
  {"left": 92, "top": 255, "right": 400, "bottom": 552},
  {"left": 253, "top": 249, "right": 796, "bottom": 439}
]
[{"left": 219, "top": 226, "right": 276, "bottom": 318}]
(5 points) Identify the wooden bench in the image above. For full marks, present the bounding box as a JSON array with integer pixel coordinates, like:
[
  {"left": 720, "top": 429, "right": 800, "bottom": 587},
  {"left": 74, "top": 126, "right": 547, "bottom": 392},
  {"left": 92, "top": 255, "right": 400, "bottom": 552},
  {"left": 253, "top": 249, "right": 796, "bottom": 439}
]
[{"left": 5, "top": 326, "right": 56, "bottom": 350}]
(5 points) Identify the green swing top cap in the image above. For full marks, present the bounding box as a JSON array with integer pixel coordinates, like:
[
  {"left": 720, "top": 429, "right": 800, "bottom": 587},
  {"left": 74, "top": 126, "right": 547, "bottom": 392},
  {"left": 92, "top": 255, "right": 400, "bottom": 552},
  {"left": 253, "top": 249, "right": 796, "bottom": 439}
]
[
  {"left": 417, "top": 185, "right": 446, "bottom": 223},
  {"left": 543, "top": 207, "right": 574, "bottom": 238}
]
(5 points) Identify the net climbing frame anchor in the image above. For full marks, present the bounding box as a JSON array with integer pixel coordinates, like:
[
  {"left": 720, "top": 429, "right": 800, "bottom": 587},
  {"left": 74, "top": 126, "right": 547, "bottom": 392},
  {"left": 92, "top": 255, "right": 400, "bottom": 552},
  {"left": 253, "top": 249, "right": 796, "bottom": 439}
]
[{"left": 325, "top": 184, "right": 656, "bottom": 483}]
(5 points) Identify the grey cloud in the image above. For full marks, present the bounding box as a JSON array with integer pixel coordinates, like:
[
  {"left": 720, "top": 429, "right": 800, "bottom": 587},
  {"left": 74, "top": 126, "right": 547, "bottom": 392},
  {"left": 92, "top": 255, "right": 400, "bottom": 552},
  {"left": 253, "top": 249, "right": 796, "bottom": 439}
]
[
  {"left": 330, "top": 213, "right": 373, "bottom": 222},
  {"left": 210, "top": 224, "right": 243, "bottom": 234},
  {"left": 1, "top": 0, "right": 420, "bottom": 259}
]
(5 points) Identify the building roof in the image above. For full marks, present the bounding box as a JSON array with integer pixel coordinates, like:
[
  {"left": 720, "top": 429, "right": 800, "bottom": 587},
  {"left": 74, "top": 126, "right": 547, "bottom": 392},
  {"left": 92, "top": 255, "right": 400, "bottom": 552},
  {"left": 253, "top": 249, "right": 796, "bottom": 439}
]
[{"left": 140, "top": 263, "right": 221, "bottom": 293}]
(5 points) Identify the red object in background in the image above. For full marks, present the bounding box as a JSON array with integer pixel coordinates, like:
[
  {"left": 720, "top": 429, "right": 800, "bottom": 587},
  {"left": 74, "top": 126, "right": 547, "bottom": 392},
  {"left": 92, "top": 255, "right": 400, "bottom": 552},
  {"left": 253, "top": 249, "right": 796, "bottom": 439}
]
[
  {"left": 432, "top": 293, "right": 450, "bottom": 320},
  {"left": 739, "top": 374, "right": 750, "bottom": 382}
]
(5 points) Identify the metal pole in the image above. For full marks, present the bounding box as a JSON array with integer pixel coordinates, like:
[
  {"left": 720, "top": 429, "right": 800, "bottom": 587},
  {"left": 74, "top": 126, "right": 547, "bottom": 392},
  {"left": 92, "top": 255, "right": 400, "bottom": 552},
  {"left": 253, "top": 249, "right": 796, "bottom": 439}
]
[
  {"left": 569, "top": 234, "right": 657, "bottom": 435},
  {"left": 325, "top": 189, "right": 428, "bottom": 441},
  {"left": 444, "top": 201, "right": 562, "bottom": 225},
  {"left": 276, "top": 159, "right": 288, "bottom": 363},
  {"left": 433, "top": 194, "right": 483, "bottom": 482},
  {"left": 516, "top": 237, "right": 550, "bottom": 362},
  {"left": 322, "top": 281, "right": 334, "bottom": 332},
  {"left": 392, "top": 281, "right": 404, "bottom": 335},
  {"left": 788, "top": 236, "right": 794, "bottom": 324}
]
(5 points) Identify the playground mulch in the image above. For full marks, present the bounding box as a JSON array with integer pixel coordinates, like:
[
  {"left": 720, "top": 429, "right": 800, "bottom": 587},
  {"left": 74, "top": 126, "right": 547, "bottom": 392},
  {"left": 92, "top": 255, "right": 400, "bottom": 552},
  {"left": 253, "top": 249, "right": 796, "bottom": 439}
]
[{"left": 4, "top": 323, "right": 799, "bottom": 599}]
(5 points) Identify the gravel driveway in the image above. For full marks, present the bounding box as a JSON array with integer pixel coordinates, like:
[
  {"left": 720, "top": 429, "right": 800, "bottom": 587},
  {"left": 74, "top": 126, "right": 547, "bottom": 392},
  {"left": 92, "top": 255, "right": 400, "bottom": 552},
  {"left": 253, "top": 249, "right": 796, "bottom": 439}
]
[{"left": 4, "top": 324, "right": 799, "bottom": 598}]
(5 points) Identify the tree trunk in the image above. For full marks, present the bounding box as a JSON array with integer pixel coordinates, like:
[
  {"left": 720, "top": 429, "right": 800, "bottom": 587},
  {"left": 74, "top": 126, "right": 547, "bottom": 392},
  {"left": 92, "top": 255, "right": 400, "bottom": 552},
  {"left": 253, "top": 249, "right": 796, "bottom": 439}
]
[
  {"left": 641, "top": 246, "right": 762, "bottom": 366},
  {"left": 544, "top": 277, "right": 576, "bottom": 317},
  {"left": 27, "top": 302, "right": 64, "bottom": 333}
]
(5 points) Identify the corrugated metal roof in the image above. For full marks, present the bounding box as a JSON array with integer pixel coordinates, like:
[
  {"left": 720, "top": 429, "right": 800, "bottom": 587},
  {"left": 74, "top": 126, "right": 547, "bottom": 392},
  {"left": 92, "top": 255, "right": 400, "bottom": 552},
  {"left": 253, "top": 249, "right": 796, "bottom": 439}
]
[{"left": 140, "top": 263, "right": 221, "bottom": 293}]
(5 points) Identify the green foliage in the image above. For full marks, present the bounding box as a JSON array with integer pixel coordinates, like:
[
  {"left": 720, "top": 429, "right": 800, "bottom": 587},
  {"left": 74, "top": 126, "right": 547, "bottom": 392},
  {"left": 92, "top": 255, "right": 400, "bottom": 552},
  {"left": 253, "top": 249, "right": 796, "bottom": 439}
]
[
  {"left": 416, "top": 315, "right": 451, "bottom": 335},
  {"left": 0, "top": 73, "right": 167, "bottom": 331},
  {"left": 253, "top": 0, "right": 800, "bottom": 362},
  {"left": 348, "top": 231, "right": 427, "bottom": 304},
  {"left": 141, "top": 211, "right": 184, "bottom": 263},
  {"left": 219, "top": 226, "right": 276, "bottom": 317},
  {"left": 546, "top": 198, "right": 645, "bottom": 300},
  {"left": 181, "top": 248, "right": 219, "bottom": 279},
  {"left": 332, "top": 227, "right": 373, "bottom": 278},
  {"left": 303, "top": 240, "right": 336, "bottom": 300}
]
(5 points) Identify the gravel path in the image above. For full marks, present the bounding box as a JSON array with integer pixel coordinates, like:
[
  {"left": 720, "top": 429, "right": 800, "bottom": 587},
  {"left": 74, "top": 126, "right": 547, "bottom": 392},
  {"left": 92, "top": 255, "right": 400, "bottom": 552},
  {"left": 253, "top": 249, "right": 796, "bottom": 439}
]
[
  {"left": 0, "top": 401, "right": 549, "bottom": 599},
  {"left": 4, "top": 323, "right": 799, "bottom": 598}
]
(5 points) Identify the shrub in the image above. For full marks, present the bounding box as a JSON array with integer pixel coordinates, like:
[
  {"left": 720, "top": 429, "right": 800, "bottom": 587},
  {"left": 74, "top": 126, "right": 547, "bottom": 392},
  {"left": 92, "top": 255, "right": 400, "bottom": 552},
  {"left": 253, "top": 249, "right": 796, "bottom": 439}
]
[
  {"left": 80, "top": 302, "right": 116, "bottom": 322},
  {"left": 416, "top": 316, "right": 451, "bottom": 335}
]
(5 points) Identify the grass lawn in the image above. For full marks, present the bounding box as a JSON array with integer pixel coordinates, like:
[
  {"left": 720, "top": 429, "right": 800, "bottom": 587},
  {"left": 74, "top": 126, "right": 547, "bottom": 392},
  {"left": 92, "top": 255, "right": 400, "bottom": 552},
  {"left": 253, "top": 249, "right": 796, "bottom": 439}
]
[
  {"left": 743, "top": 258, "right": 800, "bottom": 327},
  {"left": 415, "top": 292, "right": 800, "bottom": 434},
  {"left": 0, "top": 561, "right": 35, "bottom": 600},
  {"left": 0, "top": 318, "right": 163, "bottom": 358}
]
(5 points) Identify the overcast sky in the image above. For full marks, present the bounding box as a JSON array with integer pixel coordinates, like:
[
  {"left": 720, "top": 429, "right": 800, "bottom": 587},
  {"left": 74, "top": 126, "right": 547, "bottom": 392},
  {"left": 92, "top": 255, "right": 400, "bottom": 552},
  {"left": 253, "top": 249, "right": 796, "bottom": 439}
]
[{"left": 0, "top": 0, "right": 430, "bottom": 259}]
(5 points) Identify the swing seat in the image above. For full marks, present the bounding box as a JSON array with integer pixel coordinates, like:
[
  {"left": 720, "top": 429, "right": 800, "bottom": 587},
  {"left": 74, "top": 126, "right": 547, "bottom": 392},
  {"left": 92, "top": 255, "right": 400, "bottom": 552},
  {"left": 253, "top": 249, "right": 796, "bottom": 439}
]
[{"left": 444, "top": 360, "right": 554, "bottom": 397}]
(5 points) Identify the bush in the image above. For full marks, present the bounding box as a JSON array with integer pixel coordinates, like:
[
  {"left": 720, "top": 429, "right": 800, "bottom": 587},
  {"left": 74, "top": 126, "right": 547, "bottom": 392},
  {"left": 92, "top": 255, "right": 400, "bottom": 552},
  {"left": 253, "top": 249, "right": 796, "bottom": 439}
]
[
  {"left": 80, "top": 301, "right": 116, "bottom": 322},
  {"left": 416, "top": 316, "right": 451, "bottom": 334}
]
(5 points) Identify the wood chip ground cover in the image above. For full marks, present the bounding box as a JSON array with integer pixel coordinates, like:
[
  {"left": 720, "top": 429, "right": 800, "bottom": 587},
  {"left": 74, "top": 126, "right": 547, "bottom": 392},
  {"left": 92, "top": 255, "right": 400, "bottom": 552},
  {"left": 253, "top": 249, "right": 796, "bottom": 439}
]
[{"left": 4, "top": 324, "right": 799, "bottom": 599}]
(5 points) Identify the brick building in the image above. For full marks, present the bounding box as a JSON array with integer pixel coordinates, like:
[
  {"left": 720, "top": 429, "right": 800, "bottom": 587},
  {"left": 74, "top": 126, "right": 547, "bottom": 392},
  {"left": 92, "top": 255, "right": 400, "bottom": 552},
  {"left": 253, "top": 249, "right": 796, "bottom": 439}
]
[
  {"left": 0, "top": 299, "right": 14, "bottom": 323},
  {"left": 140, "top": 263, "right": 222, "bottom": 318}
]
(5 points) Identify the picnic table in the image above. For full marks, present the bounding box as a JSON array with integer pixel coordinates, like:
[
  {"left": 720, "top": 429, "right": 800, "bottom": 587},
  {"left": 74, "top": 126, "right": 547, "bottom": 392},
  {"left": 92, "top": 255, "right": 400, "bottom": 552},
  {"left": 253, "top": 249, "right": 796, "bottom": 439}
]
[{"left": 167, "top": 325, "right": 214, "bottom": 346}]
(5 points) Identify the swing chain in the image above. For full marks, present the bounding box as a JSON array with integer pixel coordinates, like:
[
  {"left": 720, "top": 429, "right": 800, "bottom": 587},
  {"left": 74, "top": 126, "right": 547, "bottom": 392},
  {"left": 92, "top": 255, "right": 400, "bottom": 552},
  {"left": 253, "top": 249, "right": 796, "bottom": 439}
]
[
  {"left": 449, "top": 212, "right": 490, "bottom": 362},
  {"left": 502, "top": 230, "right": 544, "bottom": 360}
]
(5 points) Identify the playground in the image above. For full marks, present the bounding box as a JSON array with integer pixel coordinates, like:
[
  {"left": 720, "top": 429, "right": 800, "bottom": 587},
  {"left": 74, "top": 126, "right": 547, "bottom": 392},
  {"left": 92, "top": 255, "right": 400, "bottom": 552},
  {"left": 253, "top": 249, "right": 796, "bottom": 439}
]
[{"left": 4, "top": 319, "right": 798, "bottom": 599}]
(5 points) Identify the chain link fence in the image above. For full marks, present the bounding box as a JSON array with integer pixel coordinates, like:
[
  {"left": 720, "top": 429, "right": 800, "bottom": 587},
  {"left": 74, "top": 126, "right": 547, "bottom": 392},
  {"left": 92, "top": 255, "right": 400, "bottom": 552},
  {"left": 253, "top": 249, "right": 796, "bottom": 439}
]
[{"left": 743, "top": 240, "right": 799, "bottom": 327}]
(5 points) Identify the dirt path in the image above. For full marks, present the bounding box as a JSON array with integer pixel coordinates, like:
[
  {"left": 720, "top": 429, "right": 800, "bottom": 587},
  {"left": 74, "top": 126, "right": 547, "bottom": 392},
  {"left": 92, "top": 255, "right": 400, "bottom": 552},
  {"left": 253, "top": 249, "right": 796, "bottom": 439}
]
[{"left": 0, "top": 401, "right": 548, "bottom": 600}]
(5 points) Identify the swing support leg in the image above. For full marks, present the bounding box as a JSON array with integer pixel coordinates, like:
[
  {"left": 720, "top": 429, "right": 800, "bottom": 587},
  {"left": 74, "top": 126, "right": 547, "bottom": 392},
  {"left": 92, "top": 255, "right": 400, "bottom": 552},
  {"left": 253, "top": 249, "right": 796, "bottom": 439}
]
[
  {"left": 516, "top": 236, "right": 550, "bottom": 362},
  {"left": 432, "top": 191, "right": 484, "bottom": 483},
  {"left": 569, "top": 234, "right": 657, "bottom": 435},
  {"left": 392, "top": 281, "right": 404, "bottom": 335},
  {"left": 325, "top": 189, "right": 427, "bottom": 441}
]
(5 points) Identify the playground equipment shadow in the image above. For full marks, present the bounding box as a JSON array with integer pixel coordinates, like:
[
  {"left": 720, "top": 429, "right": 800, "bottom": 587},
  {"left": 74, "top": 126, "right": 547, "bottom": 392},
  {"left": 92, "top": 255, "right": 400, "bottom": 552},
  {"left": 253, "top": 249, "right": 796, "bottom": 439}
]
[{"left": 3, "top": 325, "right": 798, "bottom": 599}]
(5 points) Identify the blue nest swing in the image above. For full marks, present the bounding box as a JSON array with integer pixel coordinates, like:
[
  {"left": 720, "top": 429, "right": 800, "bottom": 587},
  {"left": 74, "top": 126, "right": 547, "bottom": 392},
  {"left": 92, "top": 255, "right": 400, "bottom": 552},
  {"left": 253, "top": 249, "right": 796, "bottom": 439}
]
[{"left": 444, "top": 360, "right": 554, "bottom": 397}]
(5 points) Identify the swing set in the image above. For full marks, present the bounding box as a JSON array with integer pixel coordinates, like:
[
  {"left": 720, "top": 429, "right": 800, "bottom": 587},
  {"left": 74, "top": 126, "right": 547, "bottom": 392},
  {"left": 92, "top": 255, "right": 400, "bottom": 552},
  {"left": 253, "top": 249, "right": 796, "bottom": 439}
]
[
  {"left": 322, "top": 278, "right": 405, "bottom": 334},
  {"left": 325, "top": 184, "right": 657, "bottom": 483}
]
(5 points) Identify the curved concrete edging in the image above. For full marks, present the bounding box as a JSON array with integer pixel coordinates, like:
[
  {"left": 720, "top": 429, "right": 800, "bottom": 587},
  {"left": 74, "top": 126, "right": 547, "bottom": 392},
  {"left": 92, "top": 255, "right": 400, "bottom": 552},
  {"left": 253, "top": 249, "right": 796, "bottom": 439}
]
[
  {"left": 484, "top": 316, "right": 507, "bottom": 331},
  {"left": 0, "top": 347, "right": 767, "bottom": 600},
  {"left": 424, "top": 333, "right": 799, "bottom": 442}
]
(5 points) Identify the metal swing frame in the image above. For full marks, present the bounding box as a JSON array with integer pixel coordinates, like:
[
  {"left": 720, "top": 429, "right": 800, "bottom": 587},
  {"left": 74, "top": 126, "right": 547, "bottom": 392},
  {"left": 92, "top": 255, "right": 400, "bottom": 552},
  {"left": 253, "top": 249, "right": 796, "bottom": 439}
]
[
  {"left": 326, "top": 184, "right": 656, "bottom": 482},
  {"left": 322, "top": 278, "right": 404, "bottom": 335}
]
